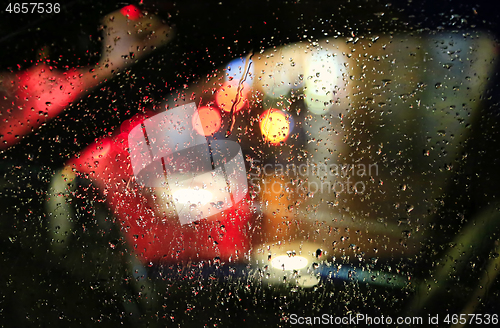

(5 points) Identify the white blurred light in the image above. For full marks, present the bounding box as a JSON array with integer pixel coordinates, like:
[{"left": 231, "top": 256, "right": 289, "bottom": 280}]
[
  {"left": 172, "top": 188, "right": 212, "bottom": 205},
  {"left": 304, "top": 49, "right": 344, "bottom": 115},
  {"left": 271, "top": 255, "right": 308, "bottom": 271}
]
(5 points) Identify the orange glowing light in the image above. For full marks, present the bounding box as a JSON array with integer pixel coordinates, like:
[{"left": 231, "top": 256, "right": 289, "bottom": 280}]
[
  {"left": 192, "top": 106, "right": 222, "bottom": 136},
  {"left": 259, "top": 109, "right": 291, "bottom": 145},
  {"left": 215, "top": 81, "right": 249, "bottom": 112}
]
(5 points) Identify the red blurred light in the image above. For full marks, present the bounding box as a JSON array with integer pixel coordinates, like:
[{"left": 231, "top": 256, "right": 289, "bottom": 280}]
[
  {"left": 0, "top": 64, "right": 84, "bottom": 149},
  {"left": 192, "top": 106, "right": 222, "bottom": 136},
  {"left": 68, "top": 132, "right": 253, "bottom": 264},
  {"left": 120, "top": 5, "right": 141, "bottom": 20}
]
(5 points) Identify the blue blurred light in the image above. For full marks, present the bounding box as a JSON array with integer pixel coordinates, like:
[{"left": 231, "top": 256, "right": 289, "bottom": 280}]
[{"left": 225, "top": 57, "right": 254, "bottom": 87}]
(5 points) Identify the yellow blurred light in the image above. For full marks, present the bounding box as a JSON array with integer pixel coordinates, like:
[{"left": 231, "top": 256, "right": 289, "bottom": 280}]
[{"left": 259, "top": 109, "right": 291, "bottom": 145}]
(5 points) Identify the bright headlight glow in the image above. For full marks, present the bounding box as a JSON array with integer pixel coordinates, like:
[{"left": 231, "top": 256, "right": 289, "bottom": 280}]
[
  {"left": 172, "top": 188, "right": 213, "bottom": 205},
  {"left": 271, "top": 255, "right": 308, "bottom": 271}
]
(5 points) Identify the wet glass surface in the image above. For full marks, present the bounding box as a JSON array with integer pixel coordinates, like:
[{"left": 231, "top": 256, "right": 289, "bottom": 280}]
[{"left": 1, "top": 0, "right": 500, "bottom": 327}]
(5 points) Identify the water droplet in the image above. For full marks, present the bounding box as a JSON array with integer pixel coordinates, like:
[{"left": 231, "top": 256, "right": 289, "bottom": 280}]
[{"left": 381, "top": 79, "right": 391, "bottom": 87}]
